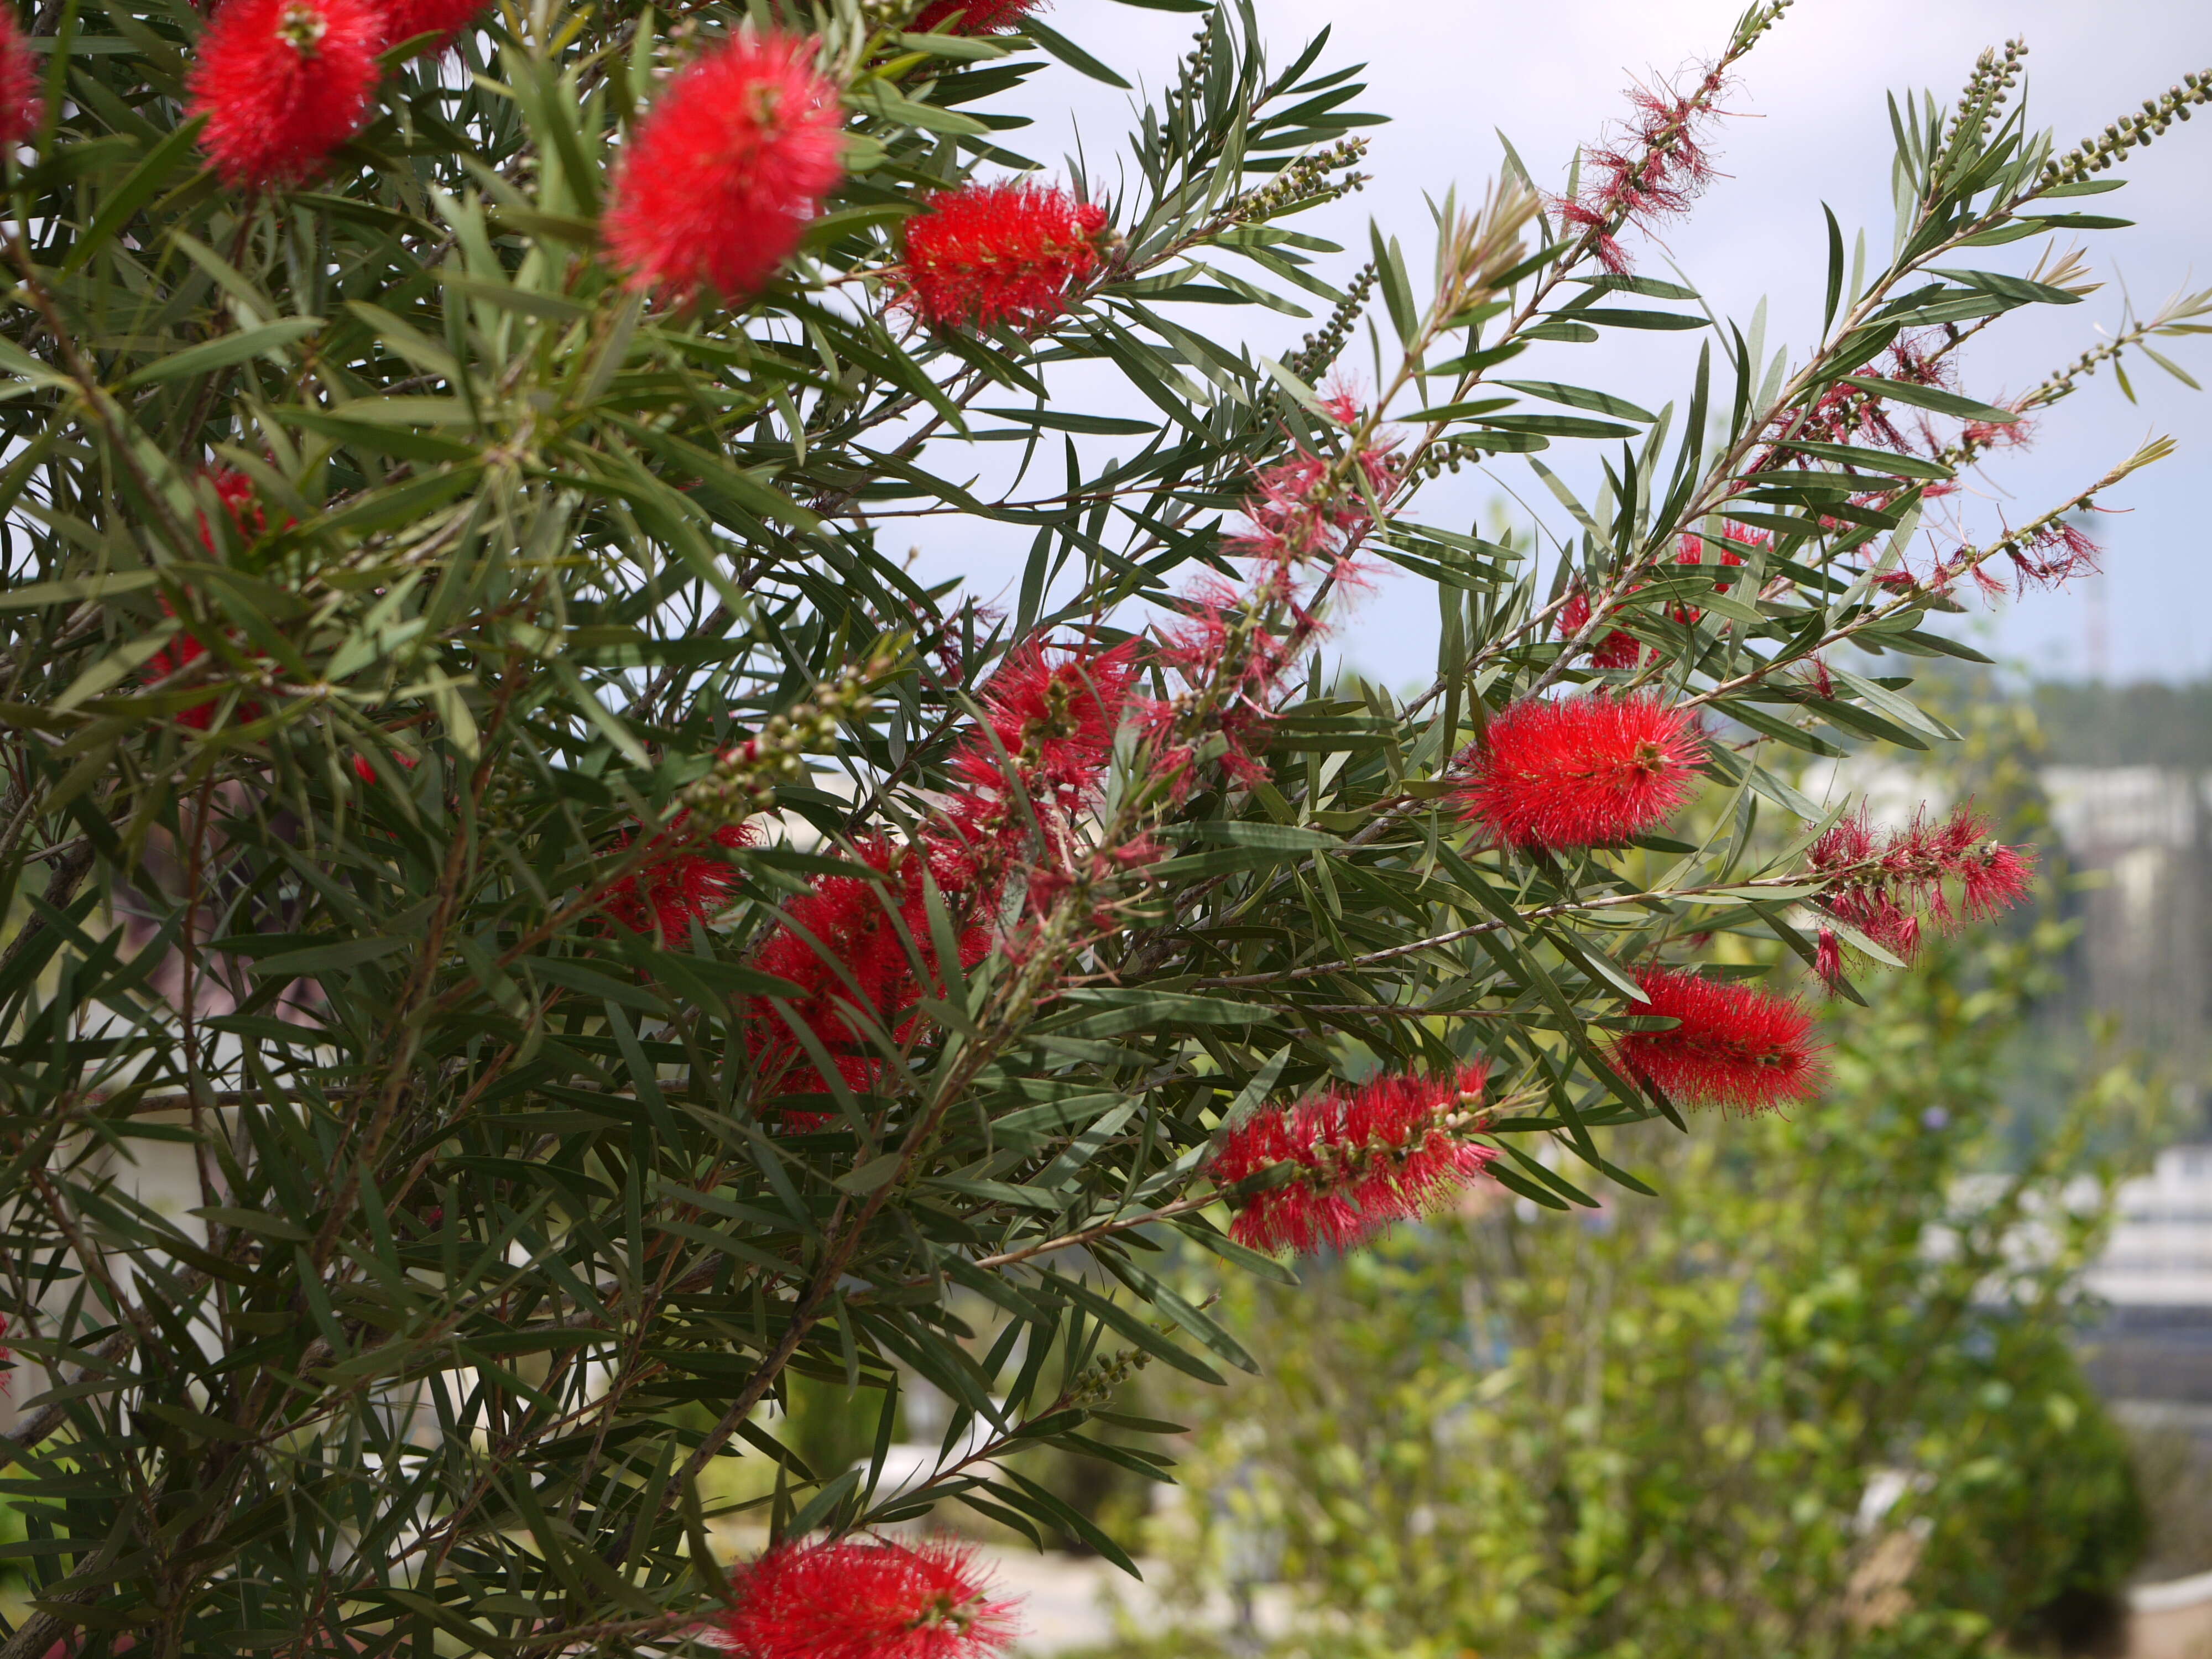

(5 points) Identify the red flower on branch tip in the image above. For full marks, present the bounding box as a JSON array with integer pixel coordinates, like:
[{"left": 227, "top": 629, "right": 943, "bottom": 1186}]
[
  {"left": 378, "top": 0, "right": 491, "bottom": 54},
  {"left": 187, "top": 0, "right": 383, "bottom": 189},
  {"left": 716, "top": 1537, "right": 1018, "bottom": 1659},
  {"left": 911, "top": 0, "right": 1043, "bottom": 34},
  {"left": 902, "top": 181, "right": 1109, "bottom": 330},
  {"left": 1457, "top": 695, "right": 1704, "bottom": 852},
  {"left": 604, "top": 32, "right": 846, "bottom": 305},
  {"left": 0, "top": 11, "right": 44, "bottom": 148},
  {"left": 1611, "top": 968, "right": 1825, "bottom": 1113},
  {"left": 1214, "top": 1066, "right": 1496, "bottom": 1255},
  {"left": 602, "top": 814, "right": 753, "bottom": 945}
]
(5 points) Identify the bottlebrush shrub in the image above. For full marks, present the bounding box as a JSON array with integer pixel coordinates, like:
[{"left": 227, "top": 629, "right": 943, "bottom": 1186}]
[{"left": 0, "top": 1, "right": 2204, "bottom": 1651}]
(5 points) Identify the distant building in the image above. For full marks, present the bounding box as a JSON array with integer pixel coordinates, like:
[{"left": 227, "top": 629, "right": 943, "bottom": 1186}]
[
  {"left": 2081, "top": 1145, "right": 2212, "bottom": 1410},
  {"left": 2041, "top": 766, "right": 2212, "bottom": 1077}
]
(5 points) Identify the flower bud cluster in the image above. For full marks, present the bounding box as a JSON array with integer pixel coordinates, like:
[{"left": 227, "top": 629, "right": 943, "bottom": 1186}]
[
  {"left": 1942, "top": 39, "right": 2026, "bottom": 153},
  {"left": 1066, "top": 1344, "right": 1152, "bottom": 1408},
  {"left": 680, "top": 660, "right": 883, "bottom": 826},
  {"left": 2043, "top": 70, "right": 2210, "bottom": 185},
  {"left": 1228, "top": 136, "right": 1370, "bottom": 228},
  {"left": 1282, "top": 262, "right": 1377, "bottom": 385}
]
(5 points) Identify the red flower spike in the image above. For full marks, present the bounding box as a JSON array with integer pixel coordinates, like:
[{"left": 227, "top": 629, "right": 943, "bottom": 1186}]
[
  {"left": 1556, "top": 589, "right": 1646, "bottom": 670},
  {"left": 910, "top": 0, "right": 1042, "bottom": 34},
  {"left": 197, "top": 467, "right": 268, "bottom": 552},
  {"left": 1613, "top": 968, "right": 1825, "bottom": 1113},
  {"left": 948, "top": 639, "right": 1136, "bottom": 802},
  {"left": 1213, "top": 1066, "right": 1497, "bottom": 1255},
  {"left": 605, "top": 33, "right": 846, "bottom": 305},
  {"left": 378, "top": 0, "right": 489, "bottom": 54},
  {"left": 352, "top": 749, "right": 419, "bottom": 785},
  {"left": 718, "top": 1538, "right": 1018, "bottom": 1659},
  {"left": 0, "top": 11, "right": 43, "bottom": 148},
  {"left": 147, "top": 597, "right": 266, "bottom": 730},
  {"left": 903, "top": 181, "right": 1108, "bottom": 330},
  {"left": 602, "top": 815, "right": 753, "bottom": 945},
  {"left": 1457, "top": 695, "right": 1705, "bottom": 852},
  {"left": 187, "top": 0, "right": 384, "bottom": 190}
]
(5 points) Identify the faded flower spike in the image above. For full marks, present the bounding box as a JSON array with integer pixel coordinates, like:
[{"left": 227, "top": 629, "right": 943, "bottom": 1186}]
[
  {"left": 1458, "top": 695, "right": 1705, "bottom": 851},
  {"left": 1213, "top": 1066, "right": 1498, "bottom": 1254},
  {"left": 716, "top": 1538, "right": 1019, "bottom": 1659},
  {"left": 1807, "top": 803, "right": 2037, "bottom": 986},
  {"left": 188, "top": 0, "right": 383, "bottom": 189},
  {"left": 1613, "top": 968, "right": 1825, "bottom": 1112},
  {"left": 605, "top": 33, "right": 846, "bottom": 304}
]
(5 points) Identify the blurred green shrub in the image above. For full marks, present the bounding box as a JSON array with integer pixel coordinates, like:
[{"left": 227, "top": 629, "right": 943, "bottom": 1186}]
[{"left": 1129, "top": 887, "right": 2160, "bottom": 1659}]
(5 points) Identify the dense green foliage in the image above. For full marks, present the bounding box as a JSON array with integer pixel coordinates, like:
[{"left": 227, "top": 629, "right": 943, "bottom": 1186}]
[{"left": 0, "top": 0, "right": 2202, "bottom": 1651}]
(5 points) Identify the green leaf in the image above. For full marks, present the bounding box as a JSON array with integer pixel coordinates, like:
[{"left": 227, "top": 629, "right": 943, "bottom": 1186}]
[
  {"left": 1835, "top": 375, "right": 2018, "bottom": 424},
  {"left": 1573, "top": 308, "right": 1709, "bottom": 331},
  {"left": 119, "top": 317, "right": 325, "bottom": 389},
  {"left": 1493, "top": 380, "right": 1658, "bottom": 423}
]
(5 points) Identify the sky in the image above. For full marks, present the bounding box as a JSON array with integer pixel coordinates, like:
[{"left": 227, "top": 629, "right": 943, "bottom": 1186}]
[{"left": 905, "top": 0, "right": 2212, "bottom": 688}]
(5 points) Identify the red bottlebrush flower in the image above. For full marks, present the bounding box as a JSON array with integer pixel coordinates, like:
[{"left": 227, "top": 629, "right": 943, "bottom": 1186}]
[
  {"left": 1213, "top": 1066, "right": 1496, "bottom": 1255},
  {"left": 902, "top": 181, "right": 1108, "bottom": 330},
  {"left": 719, "top": 1538, "right": 1018, "bottom": 1659},
  {"left": 602, "top": 814, "right": 753, "bottom": 944},
  {"left": 747, "top": 840, "right": 991, "bottom": 1104},
  {"left": 351, "top": 748, "right": 419, "bottom": 785},
  {"left": 147, "top": 598, "right": 265, "bottom": 730},
  {"left": 604, "top": 33, "right": 846, "bottom": 305},
  {"left": 949, "top": 639, "right": 1135, "bottom": 802},
  {"left": 911, "top": 0, "right": 1042, "bottom": 32},
  {"left": 187, "top": 0, "right": 384, "bottom": 190},
  {"left": 1457, "top": 695, "right": 1705, "bottom": 852},
  {"left": 197, "top": 467, "right": 268, "bottom": 552},
  {"left": 1613, "top": 967, "right": 1825, "bottom": 1112},
  {"left": 378, "top": 0, "right": 488, "bottom": 53},
  {"left": 1556, "top": 589, "right": 1646, "bottom": 670},
  {"left": 0, "top": 11, "right": 43, "bottom": 148}
]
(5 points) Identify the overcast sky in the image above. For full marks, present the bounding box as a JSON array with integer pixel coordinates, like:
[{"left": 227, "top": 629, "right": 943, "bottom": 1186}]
[{"left": 917, "top": 1, "right": 2212, "bottom": 688}]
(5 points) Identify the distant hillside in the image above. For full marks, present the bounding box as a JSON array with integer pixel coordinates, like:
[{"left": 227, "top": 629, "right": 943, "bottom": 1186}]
[{"left": 2032, "top": 681, "right": 2212, "bottom": 768}]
